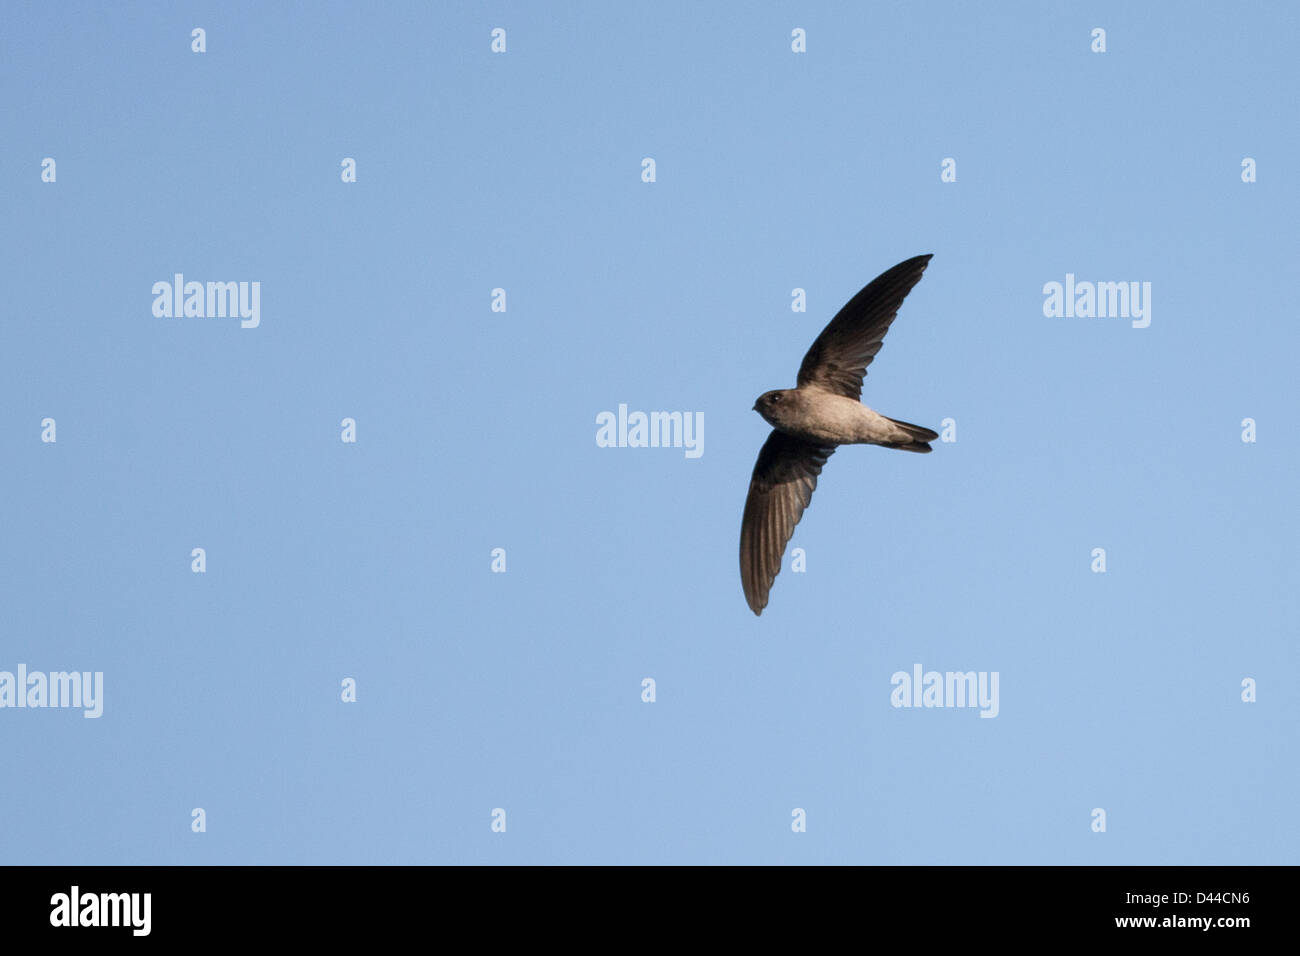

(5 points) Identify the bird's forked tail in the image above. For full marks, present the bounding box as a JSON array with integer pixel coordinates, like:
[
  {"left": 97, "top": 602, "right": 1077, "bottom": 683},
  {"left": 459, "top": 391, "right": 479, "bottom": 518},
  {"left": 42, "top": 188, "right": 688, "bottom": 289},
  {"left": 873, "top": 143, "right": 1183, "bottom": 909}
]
[{"left": 882, "top": 416, "right": 938, "bottom": 453}]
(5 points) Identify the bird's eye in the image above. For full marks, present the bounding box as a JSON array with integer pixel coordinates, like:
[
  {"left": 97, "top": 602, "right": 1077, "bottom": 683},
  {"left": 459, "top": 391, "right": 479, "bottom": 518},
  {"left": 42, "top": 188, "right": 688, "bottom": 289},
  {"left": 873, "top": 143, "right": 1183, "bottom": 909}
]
[{"left": 770, "top": 393, "right": 781, "bottom": 403}]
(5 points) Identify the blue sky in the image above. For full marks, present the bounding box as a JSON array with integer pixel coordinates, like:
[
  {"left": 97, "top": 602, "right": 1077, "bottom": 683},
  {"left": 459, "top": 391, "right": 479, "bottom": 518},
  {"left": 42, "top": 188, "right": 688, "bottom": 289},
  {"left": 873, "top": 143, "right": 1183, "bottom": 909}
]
[{"left": 1, "top": 1, "right": 1296, "bottom": 864}]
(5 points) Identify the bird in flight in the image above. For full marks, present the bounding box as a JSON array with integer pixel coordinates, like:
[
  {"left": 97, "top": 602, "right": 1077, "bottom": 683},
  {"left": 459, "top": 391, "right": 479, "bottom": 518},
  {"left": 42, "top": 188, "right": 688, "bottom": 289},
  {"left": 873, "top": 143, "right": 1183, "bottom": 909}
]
[{"left": 740, "top": 254, "right": 937, "bottom": 615}]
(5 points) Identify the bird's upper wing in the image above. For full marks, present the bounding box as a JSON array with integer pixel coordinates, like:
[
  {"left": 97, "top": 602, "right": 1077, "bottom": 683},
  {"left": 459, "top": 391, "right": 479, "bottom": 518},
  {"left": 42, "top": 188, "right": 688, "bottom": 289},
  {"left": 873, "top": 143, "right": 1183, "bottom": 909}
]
[
  {"left": 795, "top": 254, "right": 932, "bottom": 400},
  {"left": 740, "top": 430, "right": 836, "bottom": 615}
]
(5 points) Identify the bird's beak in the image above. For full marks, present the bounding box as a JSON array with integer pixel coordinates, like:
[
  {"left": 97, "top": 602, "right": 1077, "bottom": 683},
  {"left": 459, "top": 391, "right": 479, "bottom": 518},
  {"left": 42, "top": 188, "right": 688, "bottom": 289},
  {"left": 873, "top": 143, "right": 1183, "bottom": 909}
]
[{"left": 751, "top": 402, "right": 758, "bottom": 411}]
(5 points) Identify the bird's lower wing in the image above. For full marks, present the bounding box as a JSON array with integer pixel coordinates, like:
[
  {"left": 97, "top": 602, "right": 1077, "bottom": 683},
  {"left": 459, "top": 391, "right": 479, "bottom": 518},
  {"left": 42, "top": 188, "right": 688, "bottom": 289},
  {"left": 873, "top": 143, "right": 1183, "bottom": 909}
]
[{"left": 739, "top": 430, "right": 836, "bottom": 615}]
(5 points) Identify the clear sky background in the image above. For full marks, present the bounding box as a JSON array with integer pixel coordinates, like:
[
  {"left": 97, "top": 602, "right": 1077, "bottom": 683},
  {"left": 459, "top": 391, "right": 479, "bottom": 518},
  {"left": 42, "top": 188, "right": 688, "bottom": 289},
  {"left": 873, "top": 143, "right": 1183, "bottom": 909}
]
[{"left": 2, "top": 1, "right": 1296, "bottom": 864}]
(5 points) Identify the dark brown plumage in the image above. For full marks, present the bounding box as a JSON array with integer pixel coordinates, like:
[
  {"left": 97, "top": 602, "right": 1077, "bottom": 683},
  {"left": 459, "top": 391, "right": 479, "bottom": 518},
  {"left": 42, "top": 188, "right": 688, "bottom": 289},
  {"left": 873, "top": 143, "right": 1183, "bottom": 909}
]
[{"left": 740, "top": 255, "right": 936, "bottom": 615}]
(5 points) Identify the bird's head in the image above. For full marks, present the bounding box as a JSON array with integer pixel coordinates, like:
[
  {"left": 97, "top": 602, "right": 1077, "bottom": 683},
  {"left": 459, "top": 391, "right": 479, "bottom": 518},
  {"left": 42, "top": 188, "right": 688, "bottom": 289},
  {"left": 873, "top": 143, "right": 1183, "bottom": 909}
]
[{"left": 753, "top": 389, "right": 795, "bottom": 427}]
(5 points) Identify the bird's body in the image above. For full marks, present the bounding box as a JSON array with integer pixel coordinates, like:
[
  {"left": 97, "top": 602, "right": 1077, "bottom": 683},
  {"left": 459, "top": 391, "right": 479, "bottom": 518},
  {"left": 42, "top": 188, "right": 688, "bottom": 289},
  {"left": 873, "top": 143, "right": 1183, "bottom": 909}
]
[
  {"left": 739, "top": 254, "right": 937, "bottom": 615},
  {"left": 754, "top": 387, "right": 932, "bottom": 450}
]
